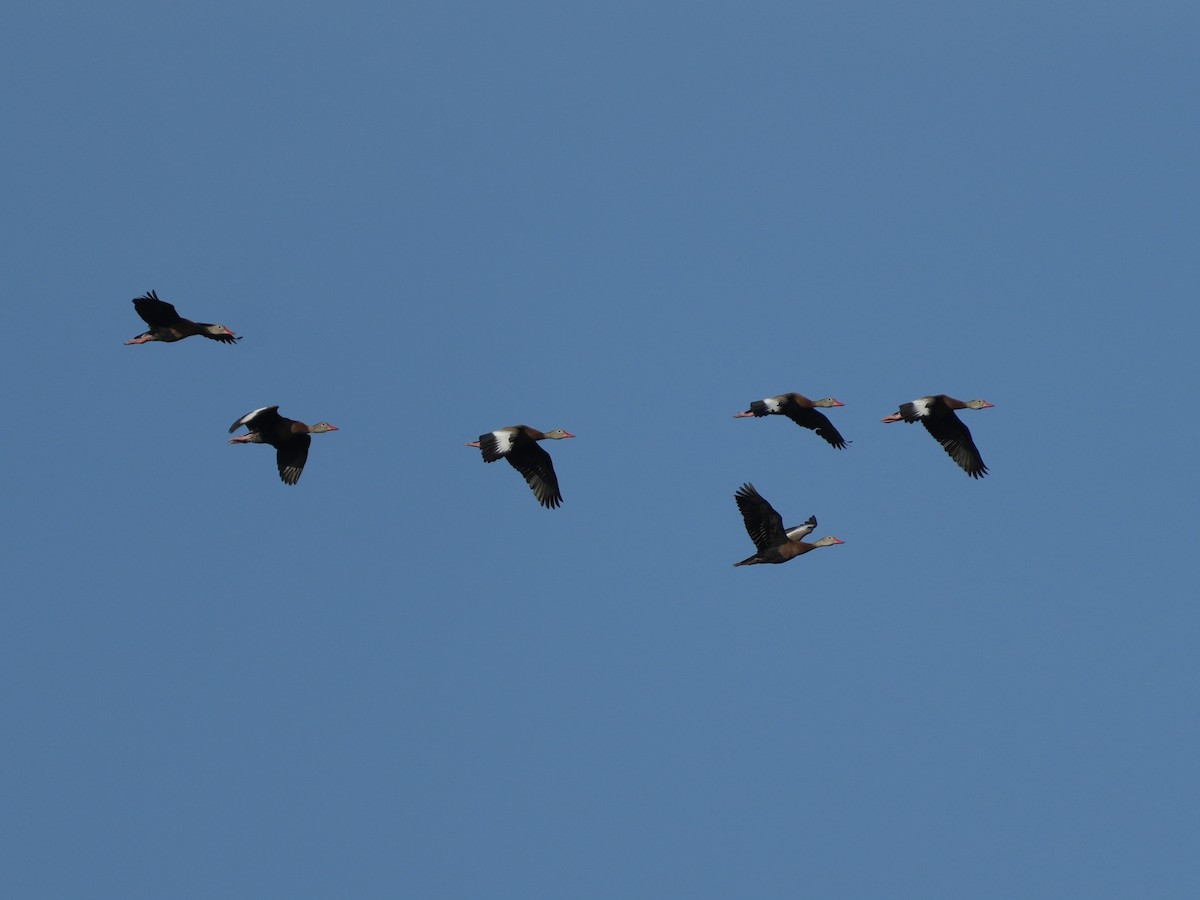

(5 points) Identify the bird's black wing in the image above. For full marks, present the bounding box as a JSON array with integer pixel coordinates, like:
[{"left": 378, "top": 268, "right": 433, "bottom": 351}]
[
  {"left": 229, "top": 405, "right": 283, "bottom": 435},
  {"left": 506, "top": 442, "right": 563, "bottom": 508},
  {"left": 276, "top": 433, "right": 311, "bottom": 485},
  {"left": 735, "top": 483, "right": 788, "bottom": 551},
  {"left": 922, "top": 412, "right": 987, "bottom": 478},
  {"left": 132, "top": 290, "right": 181, "bottom": 327},
  {"left": 782, "top": 405, "right": 848, "bottom": 449},
  {"left": 477, "top": 430, "right": 509, "bottom": 464}
]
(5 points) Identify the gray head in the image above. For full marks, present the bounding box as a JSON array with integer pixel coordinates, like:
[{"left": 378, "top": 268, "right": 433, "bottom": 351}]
[{"left": 808, "top": 536, "right": 845, "bottom": 548}]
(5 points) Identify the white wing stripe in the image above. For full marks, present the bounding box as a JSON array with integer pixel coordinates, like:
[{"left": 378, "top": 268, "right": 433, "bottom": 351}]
[
  {"left": 236, "top": 405, "right": 274, "bottom": 427},
  {"left": 492, "top": 430, "right": 515, "bottom": 455}
]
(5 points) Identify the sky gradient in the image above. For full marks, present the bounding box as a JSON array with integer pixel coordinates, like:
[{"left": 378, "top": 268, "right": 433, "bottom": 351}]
[{"left": 3, "top": 2, "right": 1198, "bottom": 897}]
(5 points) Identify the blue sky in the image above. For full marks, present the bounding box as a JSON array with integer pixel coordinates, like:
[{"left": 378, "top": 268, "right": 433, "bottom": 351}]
[{"left": 3, "top": 2, "right": 1198, "bottom": 897}]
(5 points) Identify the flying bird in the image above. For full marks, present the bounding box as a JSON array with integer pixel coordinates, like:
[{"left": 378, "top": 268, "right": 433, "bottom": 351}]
[
  {"left": 466, "top": 425, "right": 574, "bottom": 508},
  {"left": 881, "top": 394, "right": 993, "bottom": 478},
  {"left": 734, "top": 392, "right": 848, "bottom": 448},
  {"left": 732, "top": 483, "right": 844, "bottom": 567},
  {"left": 124, "top": 290, "right": 240, "bottom": 345},
  {"left": 228, "top": 406, "right": 338, "bottom": 485}
]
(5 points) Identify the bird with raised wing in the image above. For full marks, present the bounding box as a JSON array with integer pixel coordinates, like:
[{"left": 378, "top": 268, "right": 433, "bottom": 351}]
[
  {"left": 124, "top": 290, "right": 240, "bottom": 345},
  {"left": 732, "top": 483, "right": 844, "bottom": 566}
]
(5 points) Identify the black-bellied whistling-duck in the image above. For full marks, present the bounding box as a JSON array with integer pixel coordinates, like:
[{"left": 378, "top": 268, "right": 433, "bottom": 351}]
[
  {"left": 732, "top": 483, "right": 844, "bottom": 567},
  {"left": 124, "top": 290, "right": 240, "bottom": 345},
  {"left": 228, "top": 406, "right": 338, "bottom": 485},
  {"left": 734, "top": 393, "right": 848, "bottom": 449},
  {"left": 466, "top": 425, "right": 574, "bottom": 508},
  {"left": 881, "top": 395, "right": 993, "bottom": 478}
]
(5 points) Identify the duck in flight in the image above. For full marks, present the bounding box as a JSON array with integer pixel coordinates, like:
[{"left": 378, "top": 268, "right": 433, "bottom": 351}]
[
  {"left": 734, "top": 392, "right": 848, "bottom": 449},
  {"left": 881, "top": 394, "right": 993, "bottom": 478},
  {"left": 228, "top": 406, "right": 338, "bottom": 485},
  {"left": 124, "top": 290, "right": 240, "bottom": 345},
  {"left": 732, "top": 483, "right": 844, "bottom": 567},
  {"left": 466, "top": 425, "right": 574, "bottom": 508}
]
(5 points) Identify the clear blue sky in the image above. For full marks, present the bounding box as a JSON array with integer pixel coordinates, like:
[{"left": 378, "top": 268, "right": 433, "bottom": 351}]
[{"left": 3, "top": 2, "right": 1198, "bottom": 897}]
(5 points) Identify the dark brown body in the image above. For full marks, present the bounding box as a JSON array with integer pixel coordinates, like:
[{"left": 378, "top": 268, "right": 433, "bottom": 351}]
[{"left": 734, "top": 540, "right": 824, "bottom": 566}]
